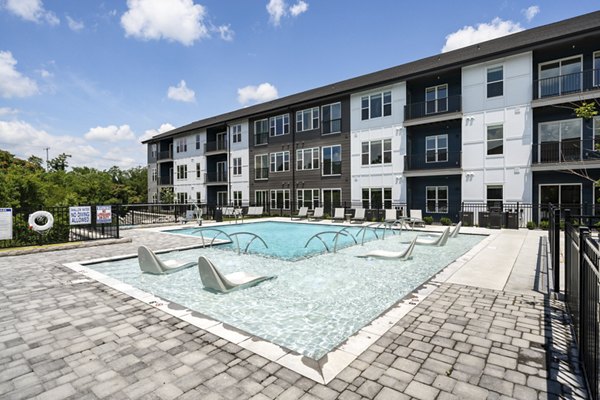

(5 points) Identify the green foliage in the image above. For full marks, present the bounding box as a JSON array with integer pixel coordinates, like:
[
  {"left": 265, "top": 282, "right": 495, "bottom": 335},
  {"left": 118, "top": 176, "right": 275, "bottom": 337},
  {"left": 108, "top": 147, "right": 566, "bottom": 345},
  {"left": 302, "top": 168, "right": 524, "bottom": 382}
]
[
  {"left": 539, "top": 220, "right": 549, "bottom": 230},
  {"left": 574, "top": 101, "right": 598, "bottom": 119},
  {"left": 440, "top": 217, "right": 452, "bottom": 226},
  {"left": 526, "top": 221, "right": 536, "bottom": 230},
  {"left": 423, "top": 216, "right": 433, "bottom": 225}
]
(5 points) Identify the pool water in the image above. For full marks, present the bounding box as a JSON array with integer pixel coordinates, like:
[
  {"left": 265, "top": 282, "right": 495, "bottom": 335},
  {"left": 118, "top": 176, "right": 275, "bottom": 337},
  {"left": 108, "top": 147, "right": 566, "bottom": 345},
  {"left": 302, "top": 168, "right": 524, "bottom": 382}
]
[
  {"left": 166, "top": 221, "right": 382, "bottom": 260},
  {"left": 88, "top": 226, "right": 484, "bottom": 359}
]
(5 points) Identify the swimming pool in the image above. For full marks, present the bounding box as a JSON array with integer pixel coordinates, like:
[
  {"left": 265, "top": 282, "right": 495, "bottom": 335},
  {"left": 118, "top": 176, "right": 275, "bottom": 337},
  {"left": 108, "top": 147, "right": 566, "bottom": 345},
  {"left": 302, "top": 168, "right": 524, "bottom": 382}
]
[
  {"left": 87, "top": 224, "right": 485, "bottom": 359},
  {"left": 165, "top": 221, "right": 381, "bottom": 260}
]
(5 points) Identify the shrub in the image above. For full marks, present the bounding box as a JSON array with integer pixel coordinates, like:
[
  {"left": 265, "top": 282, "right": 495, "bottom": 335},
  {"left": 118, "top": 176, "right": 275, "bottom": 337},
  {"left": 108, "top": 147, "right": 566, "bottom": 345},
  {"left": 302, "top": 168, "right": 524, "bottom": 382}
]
[
  {"left": 526, "top": 221, "right": 536, "bottom": 230},
  {"left": 440, "top": 217, "right": 452, "bottom": 226},
  {"left": 539, "top": 220, "right": 549, "bottom": 230},
  {"left": 423, "top": 216, "right": 433, "bottom": 225}
]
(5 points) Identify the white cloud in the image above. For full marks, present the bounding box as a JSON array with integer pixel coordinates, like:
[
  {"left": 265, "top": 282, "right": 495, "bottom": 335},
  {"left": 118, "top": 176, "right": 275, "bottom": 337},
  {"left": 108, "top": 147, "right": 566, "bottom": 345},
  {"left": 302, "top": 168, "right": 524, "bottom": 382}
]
[
  {"left": 121, "top": 0, "right": 209, "bottom": 46},
  {"left": 523, "top": 5, "right": 540, "bottom": 22},
  {"left": 215, "top": 24, "right": 234, "bottom": 41},
  {"left": 66, "top": 15, "right": 84, "bottom": 31},
  {"left": 0, "top": 107, "right": 19, "bottom": 116},
  {"left": 442, "top": 17, "right": 523, "bottom": 53},
  {"left": 84, "top": 124, "right": 136, "bottom": 142},
  {"left": 138, "top": 123, "right": 174, "bottom": 142},
  {"left": 38, "top": 69, "right": 52, "bottom": 78},
  {"left": 3, "top": 0, "right": 59, "bottom": 25},
  {"left": 237, "top": 82, "right": 278, "bottom": 105},
  {"left": 0, "top": 51, "right": 39, "bottom": 98},
  {"left": 289, "top": 1, "right": 308, "bottom": 17},
  {"left": 167, "top": 80, "right": 196, "bottom": 102}
]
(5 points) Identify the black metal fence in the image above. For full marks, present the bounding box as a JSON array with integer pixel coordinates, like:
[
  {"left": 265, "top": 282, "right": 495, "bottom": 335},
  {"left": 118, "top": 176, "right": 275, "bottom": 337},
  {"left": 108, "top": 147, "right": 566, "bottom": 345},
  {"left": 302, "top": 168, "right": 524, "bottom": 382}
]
[
  {"left": 0, "top": 205, "right": 120, "bottom": 249},
  {"left": 560, "top": 208, "right": 600, "bottom": 400}
]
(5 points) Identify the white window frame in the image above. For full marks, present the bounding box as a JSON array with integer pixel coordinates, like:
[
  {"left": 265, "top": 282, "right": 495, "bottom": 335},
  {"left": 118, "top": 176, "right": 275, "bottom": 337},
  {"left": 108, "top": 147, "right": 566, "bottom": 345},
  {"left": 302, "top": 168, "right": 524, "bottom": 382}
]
[
  {"left": 425, "top": 134, "right": 448, "bottom": 163},
  {"left": 269, "top": 114, "right": 290, "bottom": 137},
  {"left": 255, "top": 190, "right": 268, "bottom": 206},
  {"left": 322, "top": 145, "right": 342, "bottom": 176},
  {"left": 231, "top": 124, "right": 242, "bottom": 143},
  {"left": 538, "top": 55, "right": 583, "bottom": 95},
  {"left": 594, "top": 51, "right": 600, "bottom": 87},
  {"left": 594, "top": 116, "right": 600, "bottom": 147},
  {"left": 196, "top": 192, "right": 201, "bottom": 204},
  {"left": 269, "top": 151, "right": 290, "bottom": 173},
  {"left": 151, "top": 144, "right": 157, "bottom": 158},
  {"left": 176, "top": 164, "right": 187, "bottom": 180},
  {"left": 539, "top": 183, "right": 582, "bottom": 209},
  {"left": 297, "top": 188, "right": 320, "bottom": 209},
  {"left": 296, "top": 147, "right": 320, "bottom": 171},
  {"left": 232, "top": 157, "right": 242, "bottom": 176},
  {"left": 361, "top": 139, "right": 392, "bottom": 165},
  {"left": 426, "top": 186, "right": 448, "bottom": 214},
  {"left": 254, "top": 119, "right": 269, "bottom": 145},
  {"left": 233, "top": 191, "right": 242, "bottom": 207},
  {"left": 195, "top": 134, "right": 201, "bottom": 150},
  {"left": 270, "top": 189, "right": 290, "bottom": 210},
  {"left": 486, "top": 185, "right": 503, "bottom": 211},
  {"left": 361, "top": 187, "right": 392, "bottom": 209},
  {"left": 486, "top": 65, "right": 503, "bottom": 98},
  {"left": 176, "top": 192, "right": 188, "bottom": 204},
  {"left": 254, "top": 154, "right": 269, "bottom": 180},
  {"left": 425, "top": 84, "right": 448, "bottom": 114},
  {"left": 296, "top": 107, "right": 319, "bottom": 132},
  {"left": 538, "top": 118, "right": 583, "bottom": 162},
  {"left": 176, "top": 138, "right": 188, "bottom": 153},
  {"left": 361, "top": 91, "right": 392, "bottom": 120},
  {"left": 321, "top": 102, "right": 342, "bottom": 134},
  {"left": 322, "top": 188, "right": 342, "bottom": 209},
  {"left": 151, "top": 167, "right": 157, "bottom": 182},
  {"left": 486, "top": 124, "right": 504, "bottom": 156}
]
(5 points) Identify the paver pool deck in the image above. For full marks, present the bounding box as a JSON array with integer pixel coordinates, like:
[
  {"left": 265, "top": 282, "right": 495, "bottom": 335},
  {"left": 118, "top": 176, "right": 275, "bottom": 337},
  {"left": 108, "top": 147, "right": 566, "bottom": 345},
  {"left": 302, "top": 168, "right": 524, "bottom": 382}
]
[{"left": 0, "top": 220, "right": 589, "bottom": 399}]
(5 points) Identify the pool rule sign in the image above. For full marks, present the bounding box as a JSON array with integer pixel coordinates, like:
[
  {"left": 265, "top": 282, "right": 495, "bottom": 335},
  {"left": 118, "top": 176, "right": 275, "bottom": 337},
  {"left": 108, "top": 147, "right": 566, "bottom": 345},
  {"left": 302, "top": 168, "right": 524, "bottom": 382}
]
[
  {"left": 69, "top": 206, "right": 91, "bottom": 225},
  {"left": 0, "top": 208, "right": 12, "bottom": 240},
  {"left": 96, "top": 205, "right": 112, "bottom": 224}
]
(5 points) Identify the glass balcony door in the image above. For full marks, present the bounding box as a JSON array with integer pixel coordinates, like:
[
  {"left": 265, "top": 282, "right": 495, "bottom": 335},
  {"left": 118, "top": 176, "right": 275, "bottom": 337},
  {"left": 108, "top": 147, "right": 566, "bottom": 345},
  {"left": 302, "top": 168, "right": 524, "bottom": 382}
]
[{"left": 539, "top": 56, "right": 582, "bottom": 97}]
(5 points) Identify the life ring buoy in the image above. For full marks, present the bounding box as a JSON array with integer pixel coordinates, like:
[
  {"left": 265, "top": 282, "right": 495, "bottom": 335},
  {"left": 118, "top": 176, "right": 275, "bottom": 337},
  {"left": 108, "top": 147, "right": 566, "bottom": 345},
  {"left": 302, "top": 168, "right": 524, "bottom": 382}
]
[{"left": 28, "top": 211, "right": 54, "bottom": 232}]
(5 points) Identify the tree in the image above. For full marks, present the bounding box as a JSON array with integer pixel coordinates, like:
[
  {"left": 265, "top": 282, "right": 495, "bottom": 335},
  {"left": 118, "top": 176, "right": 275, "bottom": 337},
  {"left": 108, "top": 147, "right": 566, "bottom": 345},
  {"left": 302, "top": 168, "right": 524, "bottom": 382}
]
[{"left": 47, "top": 153, "right": 71, "bottom": 171}]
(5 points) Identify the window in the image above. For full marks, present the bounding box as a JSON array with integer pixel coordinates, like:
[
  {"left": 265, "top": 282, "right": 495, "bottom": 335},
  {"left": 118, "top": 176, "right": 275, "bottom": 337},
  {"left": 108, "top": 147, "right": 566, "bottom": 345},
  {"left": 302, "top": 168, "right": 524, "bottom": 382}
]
[
  {"left": 487, "top": 125, "right": 503, "bottom": 155},
  {"left": 270, "top": 189, "right": 290, "bottom": 210},
  {"left": 362, "top": 188, "right": 392, "bottom": 209},
  {"left": 322, "top": 189, "right": 342, "bottom": 210},
  {"left": 151, "top": 168, "right": 157, "bottom": 182},
  {"left": 539, "top": 119, "right": 582, "bottom": 162},
  {"left": 270, "top": 114, "right": 290, "bottom": 136},
  {"left": 176, "top": 138, "right": 187, "bottom": 153},
  {"left": 594, "top": 52, "right": 600, "bottom": 87},
  {"left": 425, "top": 84, "right": 448, "bottom": 114},
  {"left": 195, "top": 134, "right": 201, "bottom": 150},
  {"left": 196, "top": 192, "right": 201, "bottom": 204},
  {"left": 270, "top": 151, "right": 290, "bottom": 172},
  {"left": 255, "top": 119, "right": 269, "bottom": 145},
  {"left": 151, "top": 144, "right": 157, "bottom": 158},
  {"left": 231, "top": 124, "right": 242, "bottom": 143},
  {"left": 232, "top": 157, "right": 242, "bottom": 176},
  {"left": 322, "top": 102, "right": 341, "bottom": 134},
  {"left": 296, "top": 147, "right": 320, "bottom": 170},
  {"left": 361, "top": 91, "right": 392, "bottom": 120},
  {"left": 539, "top": 56, "right": 582, "bottom": 97},
  {"left": 176, "top": 164, "right": 187, "bottom": 180},
  {"left": 255, "top": 190, "right": 268, "bottom": 207},
  {"left": 216, "top": 192, "right": 227, "bottom": 206},
  {"left": 487, "top": 185, "right": 503, "bottom": 211},
  {"left": 487, "top": 66, "right": 503, "bottom": 98},
  {"left": 176, "top": 192, "right": 188, "bottom": 204},
  {"left": 426, "top": 135, "right": 448, "bottom": 163},
  {"left": 151, "top": 193, "right": 157, "bottom": 203},
  {"left": 297, "top": 189, "right": 320, "bottom": 209},
  {"left": 594, "top": 117, "right": 600, "bottom": 147},
  {"left": 196, "top": 163, "right": 201, "bottom": 179},
  {"left": 233, "top": 191, "right": 242, "bottom": 207},
  {"left": 426, "top": 186, "right": 448, "bottom": 213},
  {"left": 296, "top": 107, "right": 319, "bottom": 132},
  {"left": 361, "top": 139, "right": 392, "bottom": 165},
  {"left": 322, "top": 145, "right": 342, "bottom": 175},
  {"left": 255, "top": 154, "right": 269, "bottom": 180}
]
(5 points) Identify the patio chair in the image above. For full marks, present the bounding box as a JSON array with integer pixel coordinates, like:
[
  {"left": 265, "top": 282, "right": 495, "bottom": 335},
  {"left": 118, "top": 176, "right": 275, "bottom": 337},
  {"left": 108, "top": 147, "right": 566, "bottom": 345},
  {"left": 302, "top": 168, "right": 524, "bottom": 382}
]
[
  {"left": 246, "top": 206, "right": 263, "bottom": 217},
  {"left": 310, "top": 207, "right": 324, "bottom": 221},
  {"left": 292, "top": 207, "right": 309, "bottom": 220},
  {"left": 331, "top": 208, "right": 346, "bottom": 222},
  {"left": 351, "top": 208, "right": 366, "bottom": 224},
  {"left": 137, "top": 246, "right": 196, "bottom": 275},
  {"left": 197, "top": 256, "right": 275, "bottom": 293},
  {"left": 408, "top": 209, "right": 426, "bottom": 227},
  {"left": 415, "top": 227, "right": 450, "bottom": 246},
  {"left": 356, "top": 237, "right": 417, "bottom": 260}
]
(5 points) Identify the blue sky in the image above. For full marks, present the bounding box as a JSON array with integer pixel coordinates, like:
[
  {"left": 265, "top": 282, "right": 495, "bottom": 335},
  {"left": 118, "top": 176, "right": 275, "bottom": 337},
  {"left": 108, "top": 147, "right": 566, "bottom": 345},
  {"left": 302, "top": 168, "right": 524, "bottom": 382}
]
[{"left": 0, "top": 0, "right": 598, "bottom": 170}]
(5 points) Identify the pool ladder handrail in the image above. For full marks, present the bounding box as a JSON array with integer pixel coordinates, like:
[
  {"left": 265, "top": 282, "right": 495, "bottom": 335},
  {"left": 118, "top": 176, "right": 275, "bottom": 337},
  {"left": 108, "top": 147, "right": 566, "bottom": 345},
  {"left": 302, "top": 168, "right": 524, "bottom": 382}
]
[
  {"left": 229, "top": 232, "right": 269, "bottom": 254},
  {"left": 304, "top": 230, "right": 351, "bottom": 253},
  {"left": 191, "top": 228, "right": 268, "bottom": 254}
]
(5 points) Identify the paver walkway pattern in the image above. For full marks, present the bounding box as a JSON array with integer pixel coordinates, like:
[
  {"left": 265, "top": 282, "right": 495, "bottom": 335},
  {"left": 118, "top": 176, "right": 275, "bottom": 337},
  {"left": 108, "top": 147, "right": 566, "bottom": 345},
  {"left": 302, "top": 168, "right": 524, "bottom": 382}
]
[{"left": 0, "top": 223, "right": 589, "bottom": 399}]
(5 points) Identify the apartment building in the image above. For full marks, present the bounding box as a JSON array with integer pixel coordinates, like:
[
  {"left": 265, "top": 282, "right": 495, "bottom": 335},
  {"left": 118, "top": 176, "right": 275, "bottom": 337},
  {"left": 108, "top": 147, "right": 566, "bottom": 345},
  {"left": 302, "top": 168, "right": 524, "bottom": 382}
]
[{"left": 144, "top": 11, "right": 600, "bottom": 222}]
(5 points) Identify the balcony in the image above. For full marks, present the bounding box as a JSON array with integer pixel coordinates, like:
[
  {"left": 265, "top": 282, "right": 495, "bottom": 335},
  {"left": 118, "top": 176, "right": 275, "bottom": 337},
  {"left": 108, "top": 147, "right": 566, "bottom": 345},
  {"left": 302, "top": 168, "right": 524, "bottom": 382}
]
[
  {"left": 157, "top": 149, "right": 173, "bottom": 161},
  {"left": 255, "top": 132, "right": 268, "bottom": 146},
  {"left": 532, "top": 69, "right": 600, "bottom": 105},
  {"left": 404, "top": 95, "right": 462, "bottom": 124},
  {"left": 403, "top": 151, "right": 462, "bottom": 175},
  {"left": 158, "top": 176, "right": 173, "bottom": 185},
  {"left": 205, "top": 171, "right": 228, "bottom": 184},
  {"left": 531, "top": 140, "right": 600, "bottom": 170},
  {"left": 205, "top": 139, "right": 227, "bottom": 153}
]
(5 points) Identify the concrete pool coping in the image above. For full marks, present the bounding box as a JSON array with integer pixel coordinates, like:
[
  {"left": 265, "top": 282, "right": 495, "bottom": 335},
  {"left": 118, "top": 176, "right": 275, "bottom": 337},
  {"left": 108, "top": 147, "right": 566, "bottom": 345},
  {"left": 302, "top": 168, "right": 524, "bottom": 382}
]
[{"left": 62, "top": 219, "right": 496, "bottom": 384}]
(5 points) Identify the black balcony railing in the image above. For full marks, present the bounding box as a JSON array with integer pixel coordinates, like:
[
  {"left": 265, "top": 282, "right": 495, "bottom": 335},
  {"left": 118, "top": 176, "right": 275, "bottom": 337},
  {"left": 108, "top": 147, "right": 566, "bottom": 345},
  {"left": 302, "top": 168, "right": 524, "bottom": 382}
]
[
  {"left": 157, "top": 150, "right": 173, "bottom": 160},
  {"left": 205, "top": 139, "right": 228, "bottom": 153},
  {"left": 205, "top": 172, "right": 228, "bottom": 183},
  {"left": 158, "top": 176, "right": 172, "bottom": 185},
  {"left": 532, "top": 140, "right": 600, "bottom": 164},
  {"left": 255, "top": 132, "right": 268, "bottom": 146},
  {"left": 404, "top": 94, "right": 462, "bottom": 121},
  {"left": 404, "top": 151, "right": 461, "bottom": 170},
  {"left": 254, "top": 168, "right": 269, "bottom": 180},
  {"left": 533, "top": 69, "right": 600, "bottom": 100}
]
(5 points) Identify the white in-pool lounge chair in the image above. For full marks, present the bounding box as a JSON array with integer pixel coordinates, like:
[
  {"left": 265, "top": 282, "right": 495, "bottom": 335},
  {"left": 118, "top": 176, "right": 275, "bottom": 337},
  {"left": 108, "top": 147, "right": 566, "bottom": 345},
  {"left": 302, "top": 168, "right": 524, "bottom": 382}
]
[
  {"left": 310, "top": 207, "right": 324, "bottom": 220},
  {"left": 197, "top": 256, "right": 275, "bottom": 293},
  {"left": 415, "top": 227, "right": 450, "bottom": 246},
  {"left": 138, "top": 246, "right": 196, "bottom": 275},
  {"left": 422, "top": 222, "right": 462, "bottom": 239},
  {"left": 331, "top": 207, "right": 346, "bottom": 222},
  {"left": 292, "top": 206, "right": 309, "bottom": 220},
  {"left": 351, "top": 208, "right": 366, "bottom": 223},
  {"left": 356, "top": 237, "right": 417, "bottom": 260}
]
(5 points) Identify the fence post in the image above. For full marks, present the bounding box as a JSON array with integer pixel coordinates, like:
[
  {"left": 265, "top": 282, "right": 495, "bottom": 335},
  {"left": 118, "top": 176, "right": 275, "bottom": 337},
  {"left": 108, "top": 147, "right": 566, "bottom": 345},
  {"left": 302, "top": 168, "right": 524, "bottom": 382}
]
[
  {"left": 553, "top": 207, "right": 561, "bottom": 292},
  {"left": 577, "top": 226, "right": 590, "bottom": 345}
]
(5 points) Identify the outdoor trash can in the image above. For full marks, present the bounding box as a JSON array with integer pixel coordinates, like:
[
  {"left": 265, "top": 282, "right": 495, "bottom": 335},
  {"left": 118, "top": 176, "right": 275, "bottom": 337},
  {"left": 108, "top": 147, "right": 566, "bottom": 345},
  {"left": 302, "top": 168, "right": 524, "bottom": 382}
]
[
  {"left": 215, "top": 209, "right": 223, "bottom": 222},
  {"left": 460, "top": 211, "right": 473, "bottom": 226}
]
